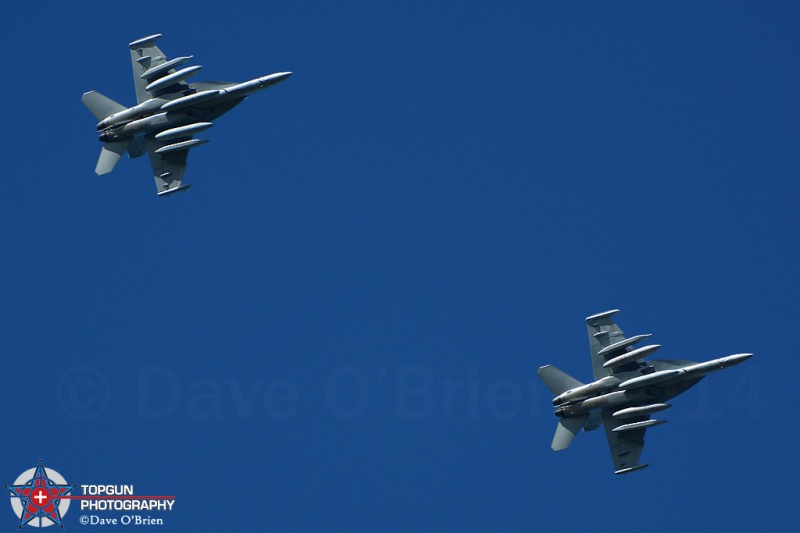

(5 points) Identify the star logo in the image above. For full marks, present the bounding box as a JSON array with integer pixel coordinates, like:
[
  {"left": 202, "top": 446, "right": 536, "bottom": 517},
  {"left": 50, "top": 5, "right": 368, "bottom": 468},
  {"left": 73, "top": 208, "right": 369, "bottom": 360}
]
[{"left": 5, "top": 460, "right": 76, "bottom": 529}]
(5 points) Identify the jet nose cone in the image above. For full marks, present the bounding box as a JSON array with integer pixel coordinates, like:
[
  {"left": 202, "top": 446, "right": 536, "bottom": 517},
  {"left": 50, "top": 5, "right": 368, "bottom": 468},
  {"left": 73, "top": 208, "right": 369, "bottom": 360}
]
[
  {"left": 258, "top": 71, "right": 292, "bottom": 87},
  {"left": 726, "top": 353, "right": 754, "bottom": 366}
]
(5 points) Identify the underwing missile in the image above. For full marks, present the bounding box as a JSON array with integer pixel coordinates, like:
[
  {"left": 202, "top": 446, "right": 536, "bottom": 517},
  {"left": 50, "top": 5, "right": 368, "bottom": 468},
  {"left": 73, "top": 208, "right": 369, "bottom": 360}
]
[
  {"left": 141, "top": 56, "right": 194, "bottom": 80},
  {"left": 597, "top": 334, "right": 653, "bottom": 357},
  {"left": 612, "top": 403, "right": 672, "bottom": 419},
  {"left": 612, "top": 419, "right": 667, "bottom": 433},
  {"left": 603, "top": 344, "right": 661, "bottom": 369},
  {"left": 154, "top": 138, "right": 208, "bottom": 154},
  {"left": 145, "top": 65, "right": 203, "bottom": 93},
  {"left": 155, "top": 122, "right": 214, "bottom": 141}
]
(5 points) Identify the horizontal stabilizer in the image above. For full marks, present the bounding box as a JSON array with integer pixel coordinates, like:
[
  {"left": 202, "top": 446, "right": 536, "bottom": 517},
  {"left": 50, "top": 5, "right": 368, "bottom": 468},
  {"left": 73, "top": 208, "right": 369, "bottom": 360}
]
[
  {"left": 95, "top": 141, "right": 130, "bottom": 175},
  {"left": 538, "top": 365, "right": 584, "bottom": 396},
  {"left": 615, "top": 463, "right": 649, "bottom": 475},
  {"left": 552, "top": 415, "right": 588, "bottom": 451},
  {"left": 82, "top": 91, "right": 126, "bottom": 121}
]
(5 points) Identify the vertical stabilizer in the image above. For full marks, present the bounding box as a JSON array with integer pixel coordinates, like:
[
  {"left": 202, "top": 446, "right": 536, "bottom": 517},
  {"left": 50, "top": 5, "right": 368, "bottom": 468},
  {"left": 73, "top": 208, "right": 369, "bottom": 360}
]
[
  {"left": 552, "top": 415, "right": 589, "bottom": 451},
  {"left": 95, "top": 141, "right": 131, "bottom": 175},
  {"left": 538, "top": 365, "right": 585, "bottom": 396},
  {"left": 82, "top": 91, "right": 126, "bottom": 121}
]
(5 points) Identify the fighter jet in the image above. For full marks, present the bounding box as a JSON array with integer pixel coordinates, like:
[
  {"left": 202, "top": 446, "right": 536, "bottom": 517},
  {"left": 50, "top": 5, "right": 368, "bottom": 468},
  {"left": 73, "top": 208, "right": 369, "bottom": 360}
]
[
  {"left": 82, "top": 34, "right": 291, "bottom": 196},
  {"left": 538, "top": 309, "right": 752, "bottom": 475}
]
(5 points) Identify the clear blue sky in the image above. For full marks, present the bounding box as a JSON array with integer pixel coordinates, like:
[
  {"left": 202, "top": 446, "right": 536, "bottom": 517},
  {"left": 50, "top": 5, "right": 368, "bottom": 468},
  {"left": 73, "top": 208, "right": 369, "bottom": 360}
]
[{"left": 1, "top": 1, "right": 798, "bottom": 531}]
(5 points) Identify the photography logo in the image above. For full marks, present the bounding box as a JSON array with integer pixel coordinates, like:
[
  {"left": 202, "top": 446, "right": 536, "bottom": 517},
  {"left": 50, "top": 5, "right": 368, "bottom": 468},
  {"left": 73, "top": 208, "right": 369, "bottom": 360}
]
[{"left": 4, "top": 460, "right": 76, "bottom": 529}]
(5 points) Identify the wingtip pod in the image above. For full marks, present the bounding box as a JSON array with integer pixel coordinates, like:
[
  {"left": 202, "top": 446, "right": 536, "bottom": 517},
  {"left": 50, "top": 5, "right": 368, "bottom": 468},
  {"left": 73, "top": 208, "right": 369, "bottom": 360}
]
[
  {"left": 129, "top": 34, "right": 163, "bottom": 49},
  {"left": 586, "top": 309, "right": 620, "bottom": 324},
  {"left": 615, "top": 463, "right": 649, "bottom": 475},
  {"left": 157, "top": 183, "right": 192, "bottom": 197}
]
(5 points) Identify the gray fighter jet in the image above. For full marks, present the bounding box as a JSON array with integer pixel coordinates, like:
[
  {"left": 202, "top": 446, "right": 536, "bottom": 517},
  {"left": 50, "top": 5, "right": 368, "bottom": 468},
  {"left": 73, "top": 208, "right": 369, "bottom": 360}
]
[
  {"left": 538, "top": 309, "right": 752, "bottom": 475},
  {"left": 82, "top": 34, "right": 291, "bottom": 196}
]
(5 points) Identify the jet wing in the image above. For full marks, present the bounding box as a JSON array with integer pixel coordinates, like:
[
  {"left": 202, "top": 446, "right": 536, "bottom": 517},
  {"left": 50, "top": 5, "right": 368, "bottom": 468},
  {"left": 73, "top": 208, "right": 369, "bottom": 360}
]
[
  {"left": 586, "top": 310, "right": 627, "bottom": 380},
  {"left": 129, "top": 34, "right": 193, "bottom": 104},
  {"left": 601, "top": 411, "right": 649, "bottom": 475},
  {"left": 586, "top": 310, "right": 654, "bottom": 380},
  {"left": 145, "top": 135, "right": 192, "bottom": 196}
]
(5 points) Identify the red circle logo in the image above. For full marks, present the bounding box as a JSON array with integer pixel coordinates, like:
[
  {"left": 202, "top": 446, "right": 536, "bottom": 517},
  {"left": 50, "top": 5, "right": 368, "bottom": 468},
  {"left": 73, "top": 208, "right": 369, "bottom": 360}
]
[{"left": 30, "top": 487, "right": 50, "bottom": 508}]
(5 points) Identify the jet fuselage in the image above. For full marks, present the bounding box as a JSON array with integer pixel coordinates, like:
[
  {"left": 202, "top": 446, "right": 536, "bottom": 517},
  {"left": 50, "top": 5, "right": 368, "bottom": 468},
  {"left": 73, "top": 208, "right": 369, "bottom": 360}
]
[
  {"left": 96, "top": 72, "right": 291, "bottom": 144},
  {"left": 552, "top": 353, "right": 751, "bottom": 418}
]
